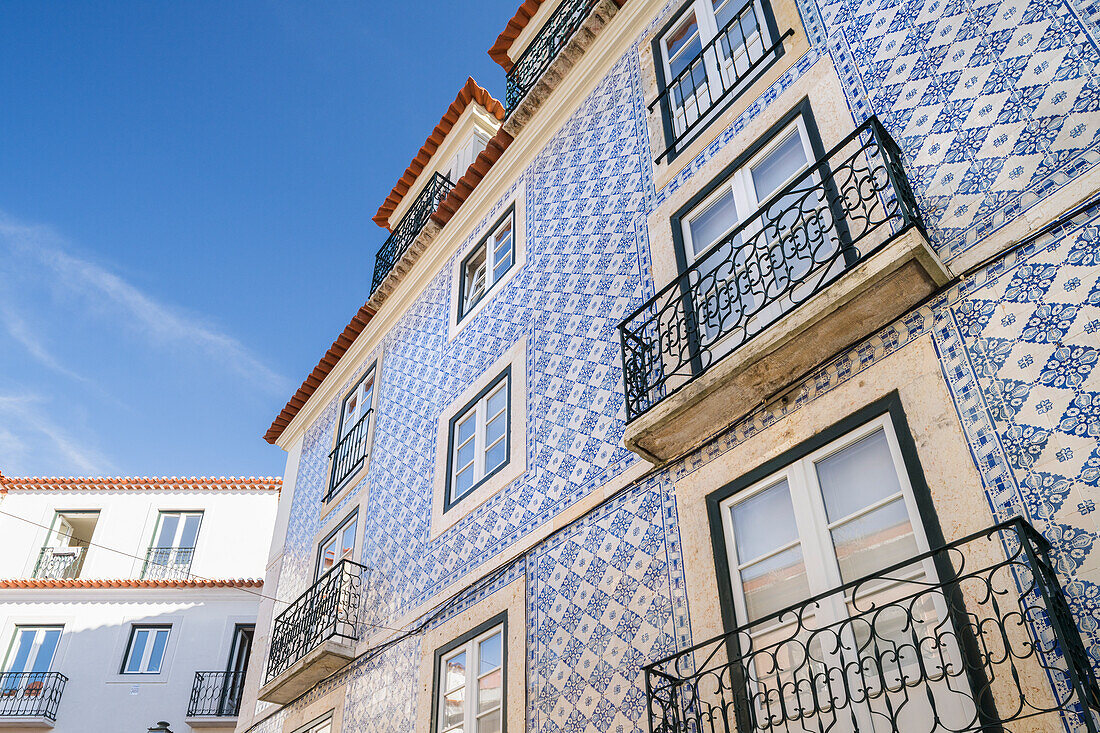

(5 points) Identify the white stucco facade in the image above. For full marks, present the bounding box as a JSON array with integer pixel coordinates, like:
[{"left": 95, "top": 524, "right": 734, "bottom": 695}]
[{"left": 0, "top": 477, "right": 280, "bottom": 733}]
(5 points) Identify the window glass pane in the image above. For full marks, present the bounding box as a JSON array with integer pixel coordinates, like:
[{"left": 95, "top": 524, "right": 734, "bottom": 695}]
[
  {"left": 477, "top": 708, "right": 501, "bottom": 733},
  {"left": 729, "top": 480, "right": 798, "bottom": 562},
  {"left": 457, "top": 438, "right": 476, "bottom": 471},
  {"left": 30, "top": 629, "right": 61, "bottom": 674},
  {"left": 464, "top": 247, "right": 488, "bottom": 309},
  {"left": 179, "top": 514, "right": 201, "bottom": 548},
  {"left": 455, "top": 467, "right": 475, "bottom": 498},
  {"left": 443, "top": 688, "right": 465, "bottom": 729},
  {"left": 126, "top": 630, "right": 149, "bottom": 673},
  {"left": 740, "top": 545, "right": 809, "bottom": 620},
  {"left": 486, "top": 384, "right": 507, "bottom": 418},
  {"left": 5, "top": 629, "right": 35, "bottom": 673},
  {"left": 457, "top": 412, "right": 477, "bottom": 447},
  {"left": 155, "top": 514, "right": 179, "bottom": 548},
  {"left": 340, "top": 520, "right": 357, "bottom": 556},
  {"left": 147, "top": 629, "right": 169, "bottom": 672},
  {"left": 831, "top": 497, "right": 918, "bottom": 583},
  {"left": 750, "top": 129, "right": 809, "bottom": 203},
  {"left": 815, "top": 429, "right": 903, "bottom": 523},
  {"left": 665, "top": 11, "right": 701, "bottom": 77},
  {"left": 484, "top": 432, "right": 507, "bottom": 473},
  {"left": 321, "top": 537, "right": 337, "bottom": 572},
  {"left": 477, "top": 671, "right": 502, "bottom": 714},
  {"left": 478, "top": 632, "right": 502, "bottom": 674},
  {"left": 445, "top": 651, "right": 466, "bottom": 691},
  {"left": 343, "top": 390, "right": 359, "bottom": 426},
  {"left": 688, "top": 187, "right": 740, "bottom": 258},
  {"left": 712, "top": 0, "right": 741, "bottom": 30}
]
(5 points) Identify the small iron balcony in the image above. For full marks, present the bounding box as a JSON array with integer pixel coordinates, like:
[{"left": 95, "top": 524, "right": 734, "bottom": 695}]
[
  {"left": 186, "top": 670, "right": 245, "bottom": 720},
  {"left": 646, "top": 518, "right": 1100, "bottom": 733},
  {"left": 619, "top": 116, "right": 949, "bottom": 462},
  {"left": 32, "top": 546, "right": 86, "bottom": 580},
  {"left": 259, "top": 559, "right": 366, "bottom": 704},
  {"left": 140, "top": 546, "right": 195, "bottom": 581},
  {"left": 325, "top": 408, "right": 372, "bottom": 503},
  {"left": 505, "top": 0, "right": 607, "bottom": 112},
  {"left": 650, "top": 0, "right": 792, "bottom": 162},
  {"left": 0, "top": 672, "right": 67, "bottom": 724},
  {"left": 370, "top": 172, "right": 455, "bottom": 296}
]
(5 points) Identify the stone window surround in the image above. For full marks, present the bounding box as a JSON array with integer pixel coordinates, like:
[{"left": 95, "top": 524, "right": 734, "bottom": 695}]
[{"left": 431, "top": 337, "right": 528, "bottom": 539}]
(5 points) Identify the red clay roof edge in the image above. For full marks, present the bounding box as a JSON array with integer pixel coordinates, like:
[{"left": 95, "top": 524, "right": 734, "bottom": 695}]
[{"left": 372, "top": 77, "right": 505, "bottom": 230}]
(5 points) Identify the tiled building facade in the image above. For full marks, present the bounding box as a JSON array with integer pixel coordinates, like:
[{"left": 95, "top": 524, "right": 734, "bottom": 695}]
[{"left": 238, "top": 0, "right": 1100, "bottom": 731}]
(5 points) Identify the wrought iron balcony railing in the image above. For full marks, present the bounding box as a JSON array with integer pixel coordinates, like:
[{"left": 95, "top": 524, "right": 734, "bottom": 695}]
[
  {"left": 187, "top": 670, "right": 246, "bottom": 717},
  {"left": 32, "top": 546, "right": 87, "bottom": 579},
  {"left": 0, "top": 672, "right": 67, "bottom": 721},
  {"left": 651, "top": 0, "right": 792, "bottom": 162},
  {"left": 326, "top": 408, "right": 372, "bottom": 503},
  {"left": 619, "top": 116, "right": 923, "bottom": 421},
  {"left": 265, "top": 559, "right": 366, "bottom": 683},
  {"left": 141, "top": 546, "right": 196, "bottom": 580},
  {"left": 505, "top": 0, "right": 604, "bottom": 111},
  {"left": 370, "top": 172, "right": 455, "bottom": 295},
  {"left": 645, "top": 518, "right": 1100, "bottom": 733}
]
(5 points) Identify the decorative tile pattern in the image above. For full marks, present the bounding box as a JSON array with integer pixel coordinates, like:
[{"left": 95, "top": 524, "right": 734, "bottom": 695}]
[{"left": 247, "top": 0, "right": 1100, "bottom": 730}]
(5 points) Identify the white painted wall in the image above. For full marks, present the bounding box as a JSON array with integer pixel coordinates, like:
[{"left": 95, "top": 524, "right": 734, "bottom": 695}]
[
  {"left": 0, "top": 486, "right": 279, "bottom": 732},
  {"left": 0, "top": 588, "right": 259, "bottom": 732},
  {"left": 0, "top": 489, "right": 278, "bottom": 580}
]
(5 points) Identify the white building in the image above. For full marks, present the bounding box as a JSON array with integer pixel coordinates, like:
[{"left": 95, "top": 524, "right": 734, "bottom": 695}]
[{"left": 0, "top": 475, "right": 280, "bottom": 733}]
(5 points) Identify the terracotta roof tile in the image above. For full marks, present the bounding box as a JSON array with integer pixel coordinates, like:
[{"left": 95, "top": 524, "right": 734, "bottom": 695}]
[
  {"left": 0, "top": 476, "right": 281, "bottom": 492},
  {"left": 488, "top": 1, "right": 544, "bottom": 71},
  {"left": 373, "top": 78, "right": 504, "bottom": 230},
  {"left": 0, "top": 578, "right": 263, "bottom": 589}
]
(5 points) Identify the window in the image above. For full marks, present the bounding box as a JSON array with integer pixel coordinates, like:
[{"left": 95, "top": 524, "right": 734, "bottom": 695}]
[
  {"left": 328, "top": 365, "right": 377, "bottom": 501},
  {"left": 121, "top": 625, "right": 171, "bottom": 674},
  {"left": 144, "top": 511, "right": 202, "bottom": 579},
  {"left": 718, "top": 415, "right": 929, "bottom": 622},
  {"left": 656, "top": 0, "right": 779, "bottom": 158},
  {"left": 3, "top": 627, "right": 62, "bottom": 676},
  {"left": 447, "top": 369, "right": 510, "bottom": 508},
  {"left": 679, "top": 111, "right": 836, "bottom": 354},
  {"left": 433, "top": 619, "right": 505, "bottom": 733},
  {"left": 316, "top": 511, "right": 358, "bottom": 578},
  {"left": 445, "top": 131, "right": 492, "bottom": 184},
  {"left": 152, "top": 511, "right": 202, "bottom": 551},
  {"left": 459, "top": 208, "right": 515, "bottom": 318}
]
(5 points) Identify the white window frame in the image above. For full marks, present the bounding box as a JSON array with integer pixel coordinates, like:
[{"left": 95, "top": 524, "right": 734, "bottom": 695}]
[
  {"left": 316, "top": 511, "right": 358, "bottom": 579},
  {"left": 459, "top": 208, "right": 516, "bottom": 319},
  {"left": 3, "top": 626, "right": 62, "bottom": 675},
  {"left": 152, "top": 511, "right": 203, "bottom": 550},
  {"left": 447, "top": 371, "right": 510, "bottom": 508},
  {"left": 659, "top": 0, "right": 773, "bottom": 140},
  {"left": 121, "top": 625, "right": 171, "bottom": 675},
  {"left": 718, "top": 415, "right": 934, "bottom": 623},
  {"left": 338, "top": 366, "right": 376, "bottom": 441},
  {"left": 435, "top": 624, "right": 505, "bottom": 733},
  {"left": 681, "top": 115, "right": 817, "bottom": 264},
  {"left": 293, "top": 714, "right": 333, "bottom": 733}
]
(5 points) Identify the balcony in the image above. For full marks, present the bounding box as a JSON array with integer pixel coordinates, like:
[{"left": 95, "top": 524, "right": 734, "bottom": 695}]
[
  {"left": 325, "top": 408, "right": 372, "bottom": 504},
  {"left": 651, "top": 0, "right": 793, "bottom": 163},
  {"left": 503, "top": 0, "right": 623, "bottom": 135},
  {"left": 140, "top": 546, "right": 195, "bottom": 581},
  {"left": 620, "top": 117, "right": 950, "bottom": 463},
  {"left": 185, "top": 671, "right": 245, "bottom": 727},
  {"left": 32, "top": 546, "right": 86, "bottom": 580},
  {"left": 258, "top": 559, "right": 366, "bottom": 704},
  {"left": 645, "top": 518, "right": 1100, "bottom": 733},
  {"left": 369, "top": 172, "right": 455, "bottom": 302},
  {"left": 0, "top": 672, "right": 67, "bottom": 728}
]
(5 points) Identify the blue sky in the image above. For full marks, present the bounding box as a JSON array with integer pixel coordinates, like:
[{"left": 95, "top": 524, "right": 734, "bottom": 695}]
[{"left": 0, "top": 1, "right": 519, "bottom": 477}]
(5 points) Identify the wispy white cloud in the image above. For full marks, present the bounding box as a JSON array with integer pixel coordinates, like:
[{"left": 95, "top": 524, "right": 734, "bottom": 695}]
[
  {"left": 0, "top": 394, "right": 112, "bottom": 475},
  {"left": 0, "top": 303, "right": 91, "bottom": 384},
  {"left": 0, "top": 211, "right": 290, "bottom": 394}
]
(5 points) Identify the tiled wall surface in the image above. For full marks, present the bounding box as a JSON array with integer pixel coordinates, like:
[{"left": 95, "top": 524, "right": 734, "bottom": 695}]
[{"left": 249, "top": 0, "right": 1100, "bottom": 730}]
